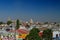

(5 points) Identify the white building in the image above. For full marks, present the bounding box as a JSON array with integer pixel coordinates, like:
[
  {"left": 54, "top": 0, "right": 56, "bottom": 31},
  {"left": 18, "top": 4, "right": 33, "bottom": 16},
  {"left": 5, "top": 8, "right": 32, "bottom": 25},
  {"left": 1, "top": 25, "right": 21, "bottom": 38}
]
[{"left": 53, "top": 31, "right": 60, "bottom": 38}]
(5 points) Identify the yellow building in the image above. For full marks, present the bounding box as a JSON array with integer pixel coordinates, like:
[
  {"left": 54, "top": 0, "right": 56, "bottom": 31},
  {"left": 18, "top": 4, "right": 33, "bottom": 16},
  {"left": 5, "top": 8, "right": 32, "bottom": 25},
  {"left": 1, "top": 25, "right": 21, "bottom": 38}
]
[{"left": 18, "top": 34, "right": 28, "bottom": 39}]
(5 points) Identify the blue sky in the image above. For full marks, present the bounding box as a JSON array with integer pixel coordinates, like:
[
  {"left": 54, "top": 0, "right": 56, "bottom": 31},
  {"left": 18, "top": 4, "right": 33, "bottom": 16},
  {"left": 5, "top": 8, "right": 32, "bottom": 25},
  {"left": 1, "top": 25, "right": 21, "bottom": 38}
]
[{"left": 0, "top": 0, "right": 60, "bottom": 22}]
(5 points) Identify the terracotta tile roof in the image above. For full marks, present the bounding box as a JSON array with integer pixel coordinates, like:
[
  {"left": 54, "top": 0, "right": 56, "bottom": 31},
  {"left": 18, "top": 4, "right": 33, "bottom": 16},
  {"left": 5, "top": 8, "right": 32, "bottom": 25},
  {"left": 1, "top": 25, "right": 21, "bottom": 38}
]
[{"left": 16, "top": 29, "right": 29, "bottom": 34}]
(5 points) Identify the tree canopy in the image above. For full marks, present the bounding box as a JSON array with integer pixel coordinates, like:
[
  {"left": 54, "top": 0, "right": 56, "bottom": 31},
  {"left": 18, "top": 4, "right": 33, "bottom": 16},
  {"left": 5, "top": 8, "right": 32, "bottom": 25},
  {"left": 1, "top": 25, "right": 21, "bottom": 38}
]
[
  {"left": 44, "top": 22, "right": 48, "bottom": 24},
  {"left": 7, "top": 20, "right": 12, "bottom": 25},
  {"left": 43, "top": 29, "right": 52, "bottom": 40},
  {"left": 16, "top": 19, "right": 20, "bottom": 30},
  {"left": 26, "top": 28, "right": 41, "bottom": 40},
  {"left": 0, "top": 22, "right": 4, "bottom": 25}
]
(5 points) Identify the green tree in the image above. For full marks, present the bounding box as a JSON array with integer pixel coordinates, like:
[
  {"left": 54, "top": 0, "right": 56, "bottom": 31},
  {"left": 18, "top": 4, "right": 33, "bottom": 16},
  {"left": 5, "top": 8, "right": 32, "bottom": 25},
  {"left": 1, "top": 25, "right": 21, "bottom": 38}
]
[
  {"left": 0, "top": 22, "right": 4, "bottom": 25},
  {"left": 56, "top": 24, "right": 60, "bottom": 27},
  {"left": 54, "top": 22, "right": 56, "bottom": 24},
  {"left": 7, "top": 20, "right": 12, "bottom": 25},
  {"left": 43, "top": 29, "right": 52, "bottom": 40},
  {"left": 26, "top": 28, "right": 41, "bottom": 40},
  {"left": 56, "top": 24, "right": 60, "bottom": 31},
  {"left": 44, "top": 22, "right": 48, "bottom": 24},
  {"left": 16, "top": 19, "right": 20, "bottom": 30}
]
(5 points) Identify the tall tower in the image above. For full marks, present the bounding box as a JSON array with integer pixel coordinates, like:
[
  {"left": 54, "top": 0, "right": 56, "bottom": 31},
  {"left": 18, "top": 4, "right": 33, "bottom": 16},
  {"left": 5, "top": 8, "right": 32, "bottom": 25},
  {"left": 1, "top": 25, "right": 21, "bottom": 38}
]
[{"left": 30, "top": 19, "right": 33, "bottom": 24}]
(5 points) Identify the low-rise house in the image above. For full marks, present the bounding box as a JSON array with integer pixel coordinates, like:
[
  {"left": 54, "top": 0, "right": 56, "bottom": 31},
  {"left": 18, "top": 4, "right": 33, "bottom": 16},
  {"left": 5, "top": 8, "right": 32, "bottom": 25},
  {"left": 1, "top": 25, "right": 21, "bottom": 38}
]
[
  {"left": 39, "top": 27, "right": 48, "bottom": 31},
  {"left": 16, "top": 29, "right": 29, "bottom": 40},
  {"left": 53, "top": 31, "right": 60, "bottom": 40},
  {"left": 41, "top": 24, "right": 48, "bottom": 27}
]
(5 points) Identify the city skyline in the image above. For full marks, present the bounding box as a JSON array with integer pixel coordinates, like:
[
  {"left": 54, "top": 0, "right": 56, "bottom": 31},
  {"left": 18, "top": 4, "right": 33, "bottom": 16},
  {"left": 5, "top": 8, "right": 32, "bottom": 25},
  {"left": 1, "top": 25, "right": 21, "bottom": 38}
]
[{"left": 0, "top": 0, "right": 60, "bottom": 22}]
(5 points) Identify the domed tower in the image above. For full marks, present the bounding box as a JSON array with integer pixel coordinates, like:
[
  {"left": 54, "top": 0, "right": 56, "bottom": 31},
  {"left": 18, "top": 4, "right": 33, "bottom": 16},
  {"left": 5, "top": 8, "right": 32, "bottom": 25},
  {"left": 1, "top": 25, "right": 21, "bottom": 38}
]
[{"left": 30, "top": 19, "right": 34, "bottom": 24}]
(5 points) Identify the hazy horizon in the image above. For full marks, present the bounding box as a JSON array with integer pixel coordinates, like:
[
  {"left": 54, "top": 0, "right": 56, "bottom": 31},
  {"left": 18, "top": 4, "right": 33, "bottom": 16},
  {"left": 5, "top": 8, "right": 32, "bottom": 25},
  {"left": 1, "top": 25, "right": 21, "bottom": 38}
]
[{"left": 0, "top": 0, "right": 60, "bottom": 22}]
